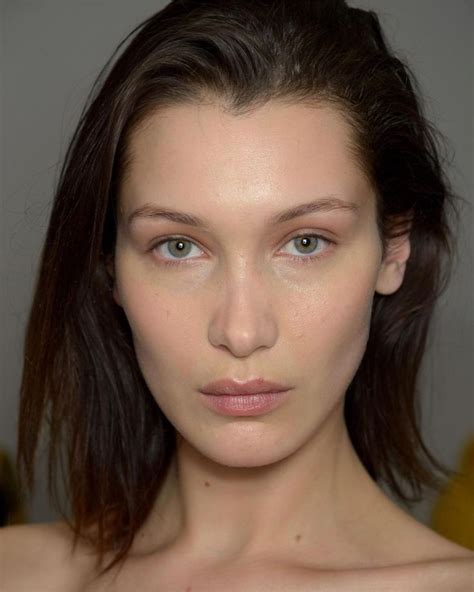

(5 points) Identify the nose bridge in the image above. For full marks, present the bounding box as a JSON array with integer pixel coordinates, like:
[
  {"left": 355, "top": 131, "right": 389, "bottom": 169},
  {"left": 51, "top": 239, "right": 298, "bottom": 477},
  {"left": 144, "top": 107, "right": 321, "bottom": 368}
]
[
  {"left": 225, "top": 246, "right": 275, "bottom": 303},
  {"left": 208, "top": 255, "right": 278, "bottom": 357},
  {"left": 224, "top": 257, "right": 264, "bottom": 310}
]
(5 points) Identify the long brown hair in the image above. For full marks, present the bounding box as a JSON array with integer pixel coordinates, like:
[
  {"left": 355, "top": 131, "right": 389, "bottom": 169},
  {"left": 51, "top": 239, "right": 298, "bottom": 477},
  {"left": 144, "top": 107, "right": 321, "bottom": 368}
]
[{"left": 16, "top": 0, "right": 464, "bottom": 578}]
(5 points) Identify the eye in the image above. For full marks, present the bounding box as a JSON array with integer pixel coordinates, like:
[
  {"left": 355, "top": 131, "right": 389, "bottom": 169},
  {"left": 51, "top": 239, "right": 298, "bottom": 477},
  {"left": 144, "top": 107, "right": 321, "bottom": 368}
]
[
  {"left": 279, "top": 233, "right": 333, "bottom": 264},
  {"left": 150, "top": 232, "right": 334, "bottom": 267},
  {"left": 151, "top": 236, "right": 204, "bottom": 266}
]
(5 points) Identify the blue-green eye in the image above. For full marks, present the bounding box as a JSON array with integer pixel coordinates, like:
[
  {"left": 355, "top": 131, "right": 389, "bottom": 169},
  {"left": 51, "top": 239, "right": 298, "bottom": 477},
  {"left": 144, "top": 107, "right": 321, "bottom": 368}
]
[
  {"left": 280, "top": 234, "right": 330, "bottom": 261},
  {"left": 151, "top": 233, "right": 334, "bottom": 267}
]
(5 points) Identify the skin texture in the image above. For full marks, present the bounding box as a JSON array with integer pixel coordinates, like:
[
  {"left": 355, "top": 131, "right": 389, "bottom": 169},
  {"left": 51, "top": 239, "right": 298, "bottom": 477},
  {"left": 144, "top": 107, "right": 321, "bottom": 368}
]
[
  {"left": 1, "top": 100, "right": 472, "bottom": 592},
  {"left": 109, "top": 100, "right": 416, "bottom": 569}
]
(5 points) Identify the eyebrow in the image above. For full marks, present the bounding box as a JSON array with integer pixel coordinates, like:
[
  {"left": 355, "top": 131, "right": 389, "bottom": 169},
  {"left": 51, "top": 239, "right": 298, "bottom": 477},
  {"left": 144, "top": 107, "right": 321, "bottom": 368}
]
[{"left": 127, "top": 195, "right": 360, "bottom": 228}]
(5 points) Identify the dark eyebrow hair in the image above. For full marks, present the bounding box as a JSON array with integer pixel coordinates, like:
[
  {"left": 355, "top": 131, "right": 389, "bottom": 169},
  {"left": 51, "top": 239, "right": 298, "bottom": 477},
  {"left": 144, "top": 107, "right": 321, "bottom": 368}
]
[{"left": 127, "top": 195, "right": 360, "bottom": 228}]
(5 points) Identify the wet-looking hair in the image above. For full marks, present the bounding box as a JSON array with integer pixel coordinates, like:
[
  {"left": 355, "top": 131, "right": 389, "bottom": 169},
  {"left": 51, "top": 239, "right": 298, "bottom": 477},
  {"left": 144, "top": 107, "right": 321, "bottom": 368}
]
[{"left": 16, "top": 0, "right": 464, "bottom": 578}]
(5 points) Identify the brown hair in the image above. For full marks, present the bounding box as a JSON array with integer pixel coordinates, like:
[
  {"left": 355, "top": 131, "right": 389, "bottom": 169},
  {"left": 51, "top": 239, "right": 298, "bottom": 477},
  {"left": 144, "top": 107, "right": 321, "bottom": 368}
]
[{"left": 16, "top": 0, "right": 464, "bottom": 579}]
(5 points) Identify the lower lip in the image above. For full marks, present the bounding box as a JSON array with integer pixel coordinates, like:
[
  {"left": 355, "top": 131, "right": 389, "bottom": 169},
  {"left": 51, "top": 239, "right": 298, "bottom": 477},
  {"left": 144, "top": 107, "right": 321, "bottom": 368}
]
[{"left": 198, "top": 391, "right": 290, "bottom": 416}]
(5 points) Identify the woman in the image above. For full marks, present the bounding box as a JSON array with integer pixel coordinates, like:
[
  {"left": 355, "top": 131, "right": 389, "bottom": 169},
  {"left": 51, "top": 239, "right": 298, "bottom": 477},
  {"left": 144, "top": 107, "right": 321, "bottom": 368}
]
[{"left": 1, "top": 0, "right": 472, "bottom": 590}]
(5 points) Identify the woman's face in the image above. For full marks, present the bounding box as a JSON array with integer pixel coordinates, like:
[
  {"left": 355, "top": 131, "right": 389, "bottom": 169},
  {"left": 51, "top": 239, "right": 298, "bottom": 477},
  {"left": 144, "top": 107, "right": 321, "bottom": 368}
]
[{"left": 112, "top": 101, "right": 399, "bottom": 467}]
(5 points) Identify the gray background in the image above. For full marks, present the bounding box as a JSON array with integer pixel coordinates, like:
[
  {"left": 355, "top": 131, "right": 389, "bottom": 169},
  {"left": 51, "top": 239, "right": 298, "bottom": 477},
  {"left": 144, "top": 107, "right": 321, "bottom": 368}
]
[{"left": 1, "top": 0, "right": 472, "bottom": 529}]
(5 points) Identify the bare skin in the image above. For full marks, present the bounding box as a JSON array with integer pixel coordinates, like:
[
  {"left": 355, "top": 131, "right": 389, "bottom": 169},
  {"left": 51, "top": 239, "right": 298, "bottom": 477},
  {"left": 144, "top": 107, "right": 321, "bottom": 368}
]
[
  {"left": 107, "top": 100, "right": 413, "bottom": 567},
  {"left": 2, "top": 101, "right": 472, "bottom": 590},
  {"left": 0, "top": 510, "right": 472, "bottom": 591}
]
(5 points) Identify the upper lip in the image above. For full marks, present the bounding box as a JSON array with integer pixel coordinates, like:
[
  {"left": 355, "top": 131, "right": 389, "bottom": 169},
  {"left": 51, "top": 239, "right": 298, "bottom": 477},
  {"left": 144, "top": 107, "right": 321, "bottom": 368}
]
[{"left": 200, "top": 378, "right": 290, "bottom": 396}]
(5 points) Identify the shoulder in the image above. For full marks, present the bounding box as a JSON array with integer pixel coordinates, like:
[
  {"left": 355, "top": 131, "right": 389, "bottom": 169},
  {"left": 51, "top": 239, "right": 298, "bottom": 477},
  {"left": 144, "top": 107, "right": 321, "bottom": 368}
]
[
  {"left": 386, "top": 517, "right": 474, "bottom": 589},
  {"left": 319, "top": 554, "right": 474, "bottom": 592},
  {"left": 0, "top": 521, "right": 95, "bottom": 592},
  {"left": 372, "top": 529, "right": 473, "bottom": 592},
  {"left": 390, "top": 554, "right": 474, "bottom": 591}
]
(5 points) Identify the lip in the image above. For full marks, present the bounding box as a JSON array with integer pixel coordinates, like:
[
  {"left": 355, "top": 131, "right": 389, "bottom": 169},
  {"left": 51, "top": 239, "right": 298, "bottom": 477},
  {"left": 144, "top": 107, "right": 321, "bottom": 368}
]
[
  {"left": 199, "top": 378, "right": 290, "bottom": 396},
  {"left": 198, "top": 391, "right": 291, "bottom": 416}
]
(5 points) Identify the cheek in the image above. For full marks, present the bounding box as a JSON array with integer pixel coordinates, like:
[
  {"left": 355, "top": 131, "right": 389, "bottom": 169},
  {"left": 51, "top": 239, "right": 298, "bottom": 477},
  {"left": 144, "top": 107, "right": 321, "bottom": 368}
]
[
  {"left": 115, "top": 263, "right": 199, "bottom": 387},
  {"left": 289, "top": 265, "right": 376, "bottom": 394}
]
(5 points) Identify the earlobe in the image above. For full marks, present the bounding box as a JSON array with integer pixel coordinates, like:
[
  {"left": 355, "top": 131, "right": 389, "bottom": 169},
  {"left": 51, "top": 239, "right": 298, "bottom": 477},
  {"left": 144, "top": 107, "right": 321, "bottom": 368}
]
[{"left": 375, "top": 232, "right": 411, "bottom": 296}]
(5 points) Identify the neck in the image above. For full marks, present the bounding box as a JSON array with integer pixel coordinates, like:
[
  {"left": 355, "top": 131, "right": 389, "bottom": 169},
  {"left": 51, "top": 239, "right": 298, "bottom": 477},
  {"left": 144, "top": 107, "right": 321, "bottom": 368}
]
[{"left": 133, "top": 402, "right": 388, "bottom": 566}]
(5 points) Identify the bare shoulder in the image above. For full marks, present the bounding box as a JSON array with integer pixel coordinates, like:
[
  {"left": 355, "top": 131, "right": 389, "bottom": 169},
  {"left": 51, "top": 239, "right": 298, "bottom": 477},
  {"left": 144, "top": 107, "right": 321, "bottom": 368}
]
[
  {"left": 380, "top": 517, "right": 474, "bottom": 590},
  {"left": 450, "top": 554, "right": 474, "bottom": 590},
  {"left": 301, "top": 554, "right": 474, "bottom": 592},
  {"left": 386, "top": 554, "right": 474, "bottom": 592},
  {"left": 0, "top": 521, "right": 95, "bottom": 592},
  {"left": 366, "top": 531, "right": 473, "bottom": 592}
]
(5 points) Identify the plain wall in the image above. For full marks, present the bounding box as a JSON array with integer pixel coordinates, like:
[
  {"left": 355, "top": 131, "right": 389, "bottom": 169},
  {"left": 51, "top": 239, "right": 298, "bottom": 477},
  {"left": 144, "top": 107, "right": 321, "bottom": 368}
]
[{"left": 1, "top": 0, "right": 472, "bottom": 527}]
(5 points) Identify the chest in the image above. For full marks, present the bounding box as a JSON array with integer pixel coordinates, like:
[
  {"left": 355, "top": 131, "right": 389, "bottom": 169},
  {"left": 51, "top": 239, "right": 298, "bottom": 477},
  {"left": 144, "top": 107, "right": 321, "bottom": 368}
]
[{"left": 80, "top": 556, "right": 467, "bottom": 592}]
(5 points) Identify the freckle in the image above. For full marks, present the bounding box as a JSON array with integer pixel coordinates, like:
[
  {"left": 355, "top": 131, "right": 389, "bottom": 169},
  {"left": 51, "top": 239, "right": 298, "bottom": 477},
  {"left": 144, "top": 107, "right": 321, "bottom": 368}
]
[
  {"left": 185, "top": 587, "right": 192, "bottom": 592},
  {"left": 295, "top": 534, "right": 302, "bottom": 542},
  {"left": 204, "top": 481, "right": 210, "bottom": 487}
]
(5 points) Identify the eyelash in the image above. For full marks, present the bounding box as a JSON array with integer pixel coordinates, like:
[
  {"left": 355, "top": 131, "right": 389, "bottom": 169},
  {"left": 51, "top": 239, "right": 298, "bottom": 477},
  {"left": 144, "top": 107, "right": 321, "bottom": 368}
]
[{"left": 149, "top": 232, "right": 335, "bottom": 268}]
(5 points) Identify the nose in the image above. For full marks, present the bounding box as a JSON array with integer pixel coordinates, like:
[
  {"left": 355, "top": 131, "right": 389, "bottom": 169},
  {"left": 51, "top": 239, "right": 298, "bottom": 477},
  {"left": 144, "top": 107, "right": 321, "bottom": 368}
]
[{"left": 207, "top": 269, "right": 278, "bottom": 358}]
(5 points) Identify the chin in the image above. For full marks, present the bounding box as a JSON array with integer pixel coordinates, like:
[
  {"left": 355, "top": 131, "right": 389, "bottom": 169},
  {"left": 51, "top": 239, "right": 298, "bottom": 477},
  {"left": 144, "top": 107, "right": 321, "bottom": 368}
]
[{"left": 189, "top": 429, "right": 300, "bottom": 469}]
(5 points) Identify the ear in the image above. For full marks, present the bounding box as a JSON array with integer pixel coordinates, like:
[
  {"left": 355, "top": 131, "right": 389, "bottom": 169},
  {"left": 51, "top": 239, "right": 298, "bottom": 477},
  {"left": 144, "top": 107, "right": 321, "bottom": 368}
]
[
  {"left": 375, "top": 217, "right": 412, "bottom": 296},
  {"left": 105, "top": 254, "right": 122, "bottom": 307}
]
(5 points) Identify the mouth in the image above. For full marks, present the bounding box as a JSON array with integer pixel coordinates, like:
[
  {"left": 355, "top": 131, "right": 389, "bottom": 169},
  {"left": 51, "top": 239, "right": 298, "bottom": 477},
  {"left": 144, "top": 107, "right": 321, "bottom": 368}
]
[
  {"left": 198, "top": 390, "right": 291, "bottom": 417},
  {"left": 199, "top": 377, "right": 291, "bottom": 396}
]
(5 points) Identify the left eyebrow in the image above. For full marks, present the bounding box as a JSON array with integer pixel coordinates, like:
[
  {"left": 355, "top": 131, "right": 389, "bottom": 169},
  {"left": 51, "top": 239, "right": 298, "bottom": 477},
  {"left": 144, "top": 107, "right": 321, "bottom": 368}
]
[{"left": 127, "top": 195, "right": 360, "bottom": 228}]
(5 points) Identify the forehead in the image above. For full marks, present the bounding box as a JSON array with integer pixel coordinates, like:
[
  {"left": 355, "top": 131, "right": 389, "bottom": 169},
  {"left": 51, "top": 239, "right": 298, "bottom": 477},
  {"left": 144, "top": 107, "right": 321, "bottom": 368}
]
[{"left": 118, "top": 101, "right": 371, "bottom": 219}]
